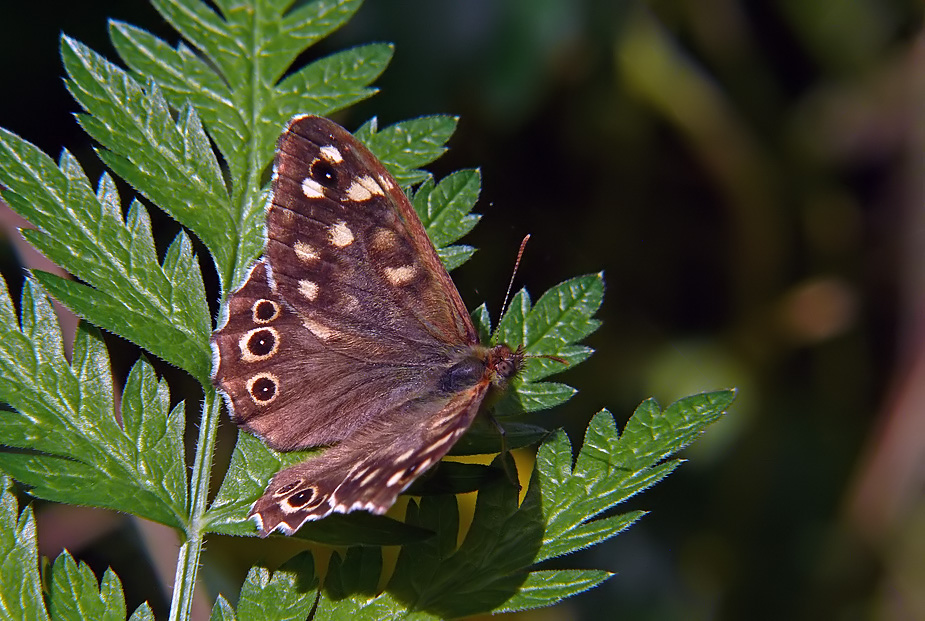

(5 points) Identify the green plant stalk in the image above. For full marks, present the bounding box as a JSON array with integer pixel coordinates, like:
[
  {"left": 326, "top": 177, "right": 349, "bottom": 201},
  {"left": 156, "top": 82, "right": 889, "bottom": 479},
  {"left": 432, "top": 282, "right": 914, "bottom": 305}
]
[{"left": 169, "top": 389, "right": 222, "bottom": 621}]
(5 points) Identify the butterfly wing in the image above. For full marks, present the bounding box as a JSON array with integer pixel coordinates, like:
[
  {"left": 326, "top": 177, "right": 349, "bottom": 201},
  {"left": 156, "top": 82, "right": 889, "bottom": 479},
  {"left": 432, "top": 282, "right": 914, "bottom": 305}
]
[
  {"left": 250, "top": 379, "right": 489, "bottom": 536},
  {"left": 212, "top": 259, "right": 461, "bottom": 448},
  {"left": 268, "top": 115, "right": 476, "bottom": 355},
  {"left": 213, "top": 116, "right": 481, "bottom": 449}
]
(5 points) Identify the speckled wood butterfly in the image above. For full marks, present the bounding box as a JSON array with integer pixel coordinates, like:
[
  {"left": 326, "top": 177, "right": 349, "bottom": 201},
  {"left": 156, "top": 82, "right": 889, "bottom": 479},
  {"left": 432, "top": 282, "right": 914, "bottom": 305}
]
[{"left": 211, "top": 115, "right": 523, "bottom": 536}]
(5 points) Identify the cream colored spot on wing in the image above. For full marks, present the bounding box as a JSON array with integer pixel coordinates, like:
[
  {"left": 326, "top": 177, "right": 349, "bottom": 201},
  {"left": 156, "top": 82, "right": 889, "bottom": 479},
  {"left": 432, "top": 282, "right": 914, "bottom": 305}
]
[
  {"left": 348, "top": 464, "right": 370, "bottom": 480},
  {"left": 359, "top": 468, "right": 382, "bottom": 486},
  {"left": 413, "top": 457, "right": 434, "bottom": 474},
  {"left": 422, "top": 432, "right": 456, "bottom": 455},
  {"left": 370, "top": 228, "right": 399, "bottom": 252},
  {"left": 329, "top": 221, "right": 354, "bottom": 247},
  {"left": 378, "top": 174, "right": 396, "bottom": 191},
  {"left": 303, "top": 318, "right": 336, "bottom": 341},
  {"left": 346, "top": 176, "right": 384, "bottom": 202},
  {"left": 387, "top": 469, "right": 407, "bottom": 487},
  {"left": 384, "top": 264, "right": 417, "bottom": 285},
  {"left": 302, "top": 177, "right": 325, "bottom": 198},
  {"left": 396, "top": 448, "right": 416, "bottom": 463},
  {"left": 342, "top": 294, "right": 360, "bottom": 312},
  {"left": 345, "top": 181, "right": 371, "bottom": 202},
  {"left": 319, "top": 145, "right": 343, "bottom": 163},
  {"left": 294, "top": 241, "right": 320, "bottom": 262},
  {"left": 361, "top": 175, "right": 384, "bottom": 195},
  {"left": 298, "top": 279, "right": 319, "bottom": 301}
]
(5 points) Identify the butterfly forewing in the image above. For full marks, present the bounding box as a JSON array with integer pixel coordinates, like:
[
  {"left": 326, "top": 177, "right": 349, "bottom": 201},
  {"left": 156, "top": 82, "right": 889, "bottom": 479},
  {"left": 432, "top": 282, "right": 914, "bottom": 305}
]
[
  {"left": 212, "top": 260, "right": 445, "bottom": 449},
  {"left": 268, "top": 117, "right": 476, "bottom": 353},
  {"left": 211, "top": 115, "right": 523, "bottom": 536}
]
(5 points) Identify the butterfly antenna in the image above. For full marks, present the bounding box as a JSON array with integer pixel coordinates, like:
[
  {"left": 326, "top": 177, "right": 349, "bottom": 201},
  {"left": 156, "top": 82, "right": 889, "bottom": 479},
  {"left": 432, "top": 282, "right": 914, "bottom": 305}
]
[
  {"left": 499, "top": 234, "right": 531, "bottom": 322},
  {"left": 496, "top": 235, "right": 568, "bottom": 368}
]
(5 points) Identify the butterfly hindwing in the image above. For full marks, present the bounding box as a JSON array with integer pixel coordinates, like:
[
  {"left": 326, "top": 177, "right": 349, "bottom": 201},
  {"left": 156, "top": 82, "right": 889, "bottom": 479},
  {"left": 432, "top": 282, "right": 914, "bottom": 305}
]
[{"left": 250, "top": 381, "right": 488, "bottom": 535}]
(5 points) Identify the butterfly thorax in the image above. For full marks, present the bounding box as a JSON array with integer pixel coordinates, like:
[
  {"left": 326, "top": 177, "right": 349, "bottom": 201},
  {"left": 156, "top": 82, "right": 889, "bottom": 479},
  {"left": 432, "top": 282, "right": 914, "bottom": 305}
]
[{"left": 438, "top": 343, "right": 522, "bottom": 393}]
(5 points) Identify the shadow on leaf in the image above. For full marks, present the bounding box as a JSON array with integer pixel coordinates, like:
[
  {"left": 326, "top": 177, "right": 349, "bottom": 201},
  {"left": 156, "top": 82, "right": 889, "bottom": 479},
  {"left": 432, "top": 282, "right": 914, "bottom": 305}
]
[{"left": 321, "top": 453, "right": 542, "bottom": 619}]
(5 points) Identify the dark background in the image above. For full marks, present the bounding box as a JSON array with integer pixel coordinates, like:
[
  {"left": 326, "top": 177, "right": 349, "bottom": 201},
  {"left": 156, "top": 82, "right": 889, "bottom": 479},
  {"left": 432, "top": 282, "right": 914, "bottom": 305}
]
[{"left": 2, "top": 1, "right": 924, "bottom": 619}]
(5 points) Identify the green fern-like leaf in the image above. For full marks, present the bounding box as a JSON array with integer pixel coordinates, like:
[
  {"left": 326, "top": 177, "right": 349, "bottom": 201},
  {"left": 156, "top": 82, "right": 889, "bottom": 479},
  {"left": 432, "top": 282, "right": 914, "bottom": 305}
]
[
  {"left": 0, "top": 129, "right": 212, "bottom": 382},
  {"left": 107, "top": 0, "right": 389, "bottom": 291},
  {"left": 355, "top": 115, "right": 459, "bottom": 186},
  {"left": 0, "top": 279, "right": 188, "bottom": 528},
  {"left": 0, "top": 476, "right": 154, "bottom": 620},
  {"left": 533, "top": 392, "right": 737, "bottom": 565},
  {"left": 492, "top": 273, "right": 605, "bottom": 416},
  {"left": 303, "top": 391, "right": 732, "bottom": 618},
  {"left": 47, "top": 553, "right": 131, "bottom": 621},
  {"left": 209, "top": 596, "right": 236, "bottom": 621},
  {"left": 0, "top": 478, "right": 46, "bottom": 620},
  {"left": 413, "top": 169, "right": 480, "bottom": 270},
  {"left": 217, "top": 553, "right": 318, "bottom": 621}
]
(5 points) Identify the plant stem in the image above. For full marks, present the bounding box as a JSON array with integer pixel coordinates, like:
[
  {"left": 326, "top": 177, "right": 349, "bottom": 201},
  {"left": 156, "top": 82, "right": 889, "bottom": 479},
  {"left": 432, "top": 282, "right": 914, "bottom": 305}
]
[{"left": 169, "top": 390, "right": 221, "bottom": 621}]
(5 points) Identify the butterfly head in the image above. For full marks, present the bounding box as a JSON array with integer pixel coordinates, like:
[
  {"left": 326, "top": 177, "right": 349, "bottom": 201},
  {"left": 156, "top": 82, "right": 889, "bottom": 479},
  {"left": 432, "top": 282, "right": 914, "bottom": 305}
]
[{"left": 486, "top": 344, "right": 525, "bottom": 389}]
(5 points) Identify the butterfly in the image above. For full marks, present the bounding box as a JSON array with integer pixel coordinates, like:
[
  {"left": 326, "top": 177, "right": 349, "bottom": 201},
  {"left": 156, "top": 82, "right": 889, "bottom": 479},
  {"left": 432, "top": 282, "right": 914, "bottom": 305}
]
[{"left": 211, "top": 115, "right": 525, "bottom": 536}]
